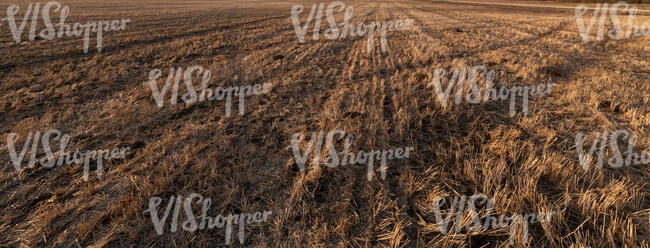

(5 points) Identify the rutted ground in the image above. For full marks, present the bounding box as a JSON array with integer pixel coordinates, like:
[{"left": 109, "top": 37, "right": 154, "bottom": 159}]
[{"left": 0, "top": 0, "right": 648, "bottom": 247}]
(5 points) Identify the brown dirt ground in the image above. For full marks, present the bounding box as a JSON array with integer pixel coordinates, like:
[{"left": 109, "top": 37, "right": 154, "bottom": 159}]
[{"left": 0, "top": 0, "right": 649, "bottom": 247}]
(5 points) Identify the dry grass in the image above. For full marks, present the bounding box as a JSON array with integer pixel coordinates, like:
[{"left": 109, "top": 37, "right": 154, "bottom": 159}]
[{"left": 0, "top": 0, "right": 649, "bottom": 247}]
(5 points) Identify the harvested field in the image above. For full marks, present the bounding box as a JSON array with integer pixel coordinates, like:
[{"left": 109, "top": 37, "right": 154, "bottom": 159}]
[{"left": 0, "top": 0, "right": 649, "bottom": 247}]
